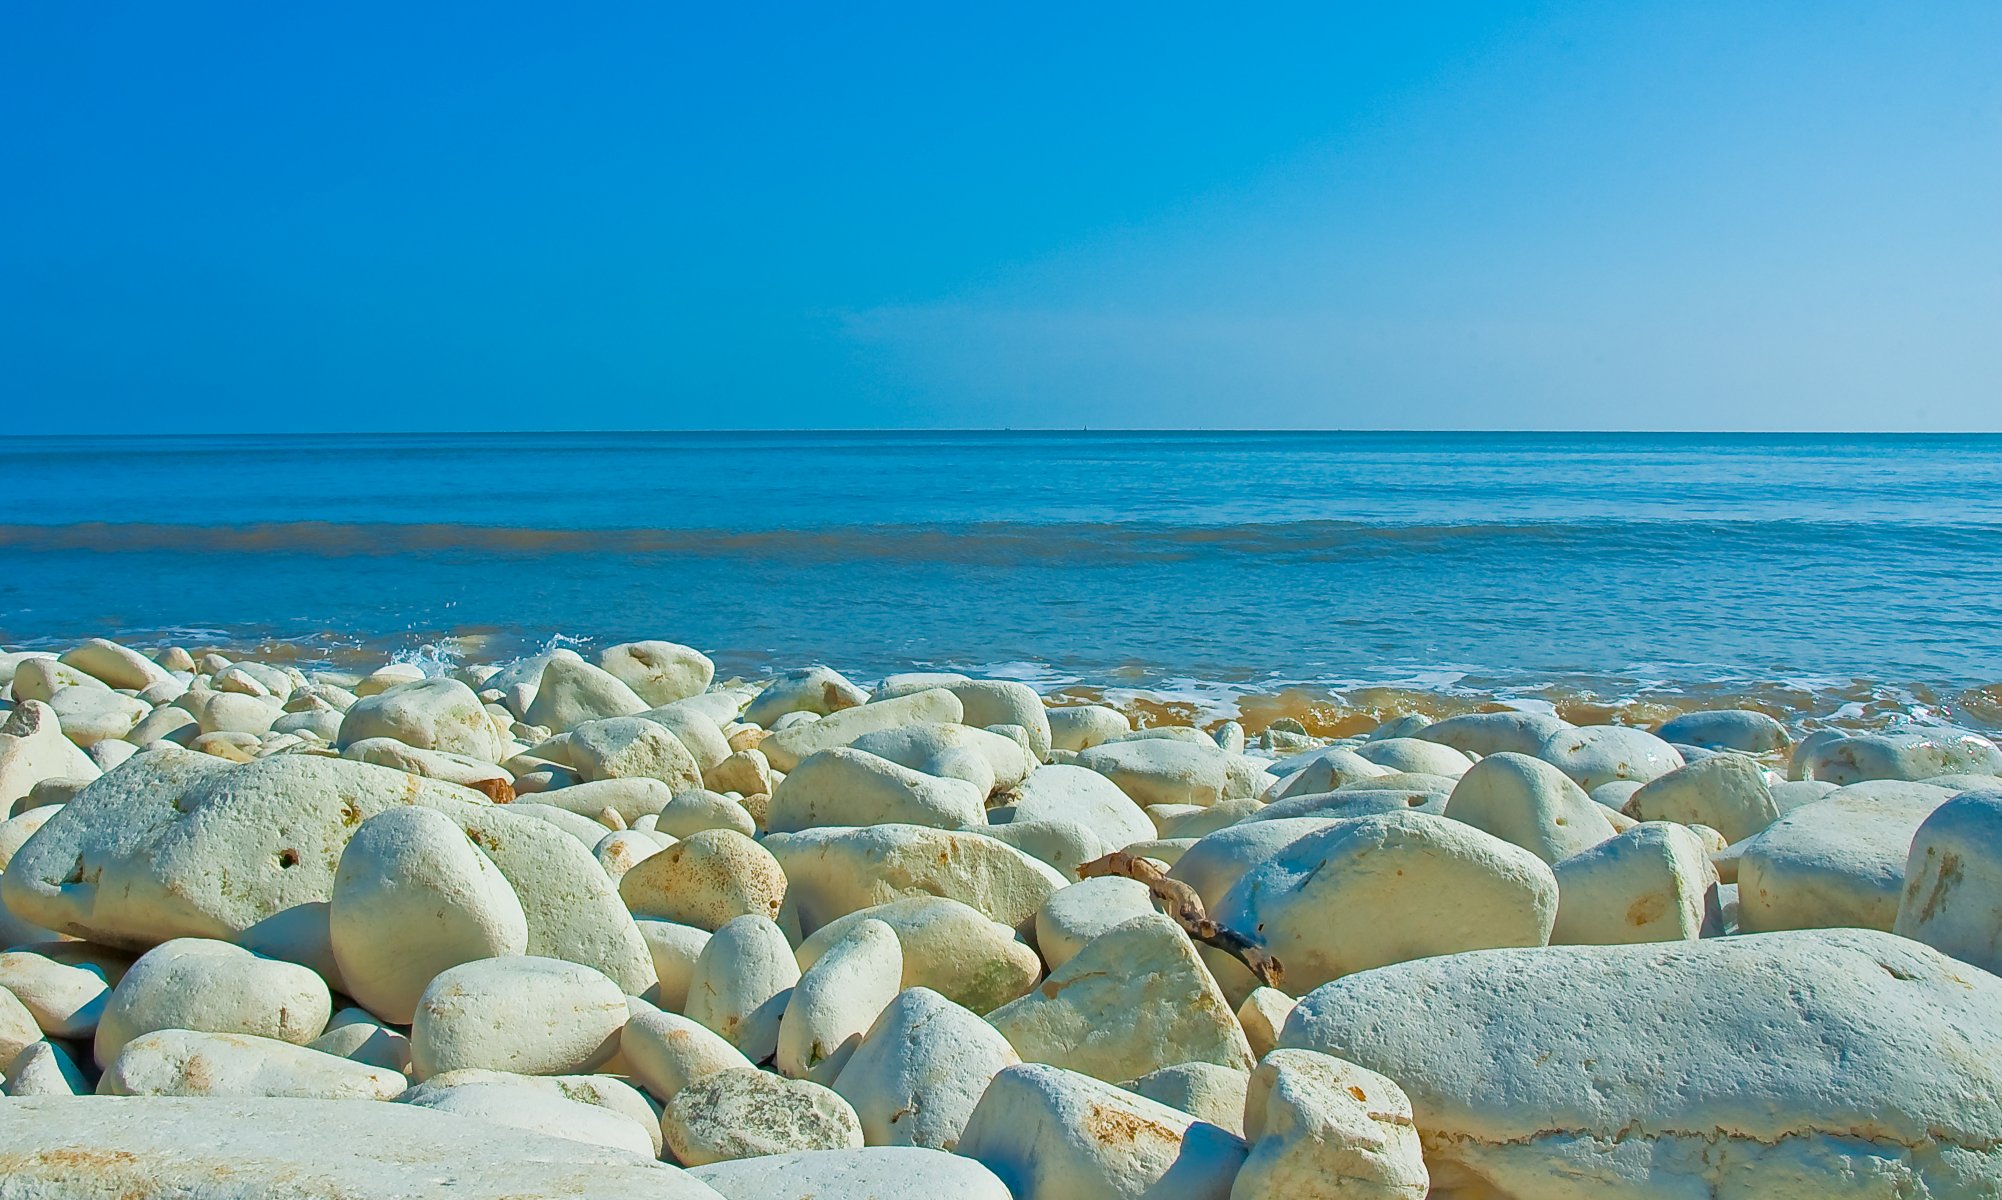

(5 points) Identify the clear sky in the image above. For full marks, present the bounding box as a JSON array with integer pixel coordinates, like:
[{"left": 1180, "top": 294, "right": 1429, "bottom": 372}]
[{"left": 4, "top": 2, "right": 1998, "bottom": 432}]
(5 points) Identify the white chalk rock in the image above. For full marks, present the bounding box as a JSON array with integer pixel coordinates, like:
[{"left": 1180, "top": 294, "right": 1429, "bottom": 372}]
[
  {"left": 597, "top": 829, "right": 668, "bottom": 879},
  {"left": 0, "top": 802, "right": 62, "bottom": 869},
  {"left": 796, "top": 896, "right": 1041, "bottom": 1014},
  {"left": 703, "top": 747, "right": 772, "bottom": 798},
  {"left": 530, "top": 775, "right": 675, "bottom": 823},
  {"left": 767, "top": 824, "right": 1067, "bottom": 936},
  {"left": 10, "top": 657, "right": 106, "bottom": 703},
  {"left": 939, "top": 680, "right": 1053, "bottom": 762},
  {"left": 104, "top": 1028, "right": 403, "bottom": 1099},
  {"left": 1047, "top": 704, "right": 1131, "bottom": 752},
  {"left": 686, "top": 914, "right": 800, "bottom": 1051},
  {"left": 1078, "top": 738, "right": 1242, "bottom": 808},
  {"left": 1414, "top": 710, "right": 1567, "bottom": 757},
  {"left": 600, "top": 640, "right": 714, "bottom": 707},
  {"left": 987, "top": 912, "right": 1252, "bottom": 1081},
  {"left": 1536, "top": 724, "right": 1685, "bottom": 790},
  {"left": 637, "top": 920, "right": 712, "bottom": 1011},
  {"left": 655, "top": 788, "right": 757, "bottom": 839},
  {"left": 335, "top": 677, "right": 502, "bottom": 761},
  {"left": 1217, "top": 811, "right": 1558, "bottom": 993},
  {"left": 1262, "top": 747, "right": 1389, "bottom": 801},
  {"left": 761, "top": 689, "right": 966, "bottom": 772},
  {"left": 561, "top": 715, "right": 705, "bottom": 791},
  {"left": 1235, "top": 1048, "right": 1427, "bottom": 1199},
  {"left": 0, "top": 949, "right": 109, "bottom": 1038},
  {"left": 0, "top": 700, "right": 100, "bottom": 811},
  {"left": 1356, "top": 736, "right": 1472, "bottom": 778},
  {"left": 46, "top": 685, "right": 149, "bottom": 747},
  {"left": 1007, "top": 763, "right": 1156, "bottom": 849},
  {"left": 642, "top": 704, "right": 732, "bottom": 773},
  {"left": 1280, "top": 927, "right": 2002, "bottom": 1199},
  {"left": 58, "top": 638, "right": 174, "bottom": 691},
  {"left": 1622, "top": 752, "right": 1777, "bottom": 844},
  {"left": 1034, "top": 877, "right": 1159, "bottom": 970},
  {"left": 831, "top": 986, "right": 1020, "bottom": 1150},
  {"left": 124, "top": 702, "right": 200, "bottom": 746},
  {"left": 1799, "top": 730, "right": 2002, "bottom": 784},
  {"left": 342, "top": 736, "right": 513, "bottom": 796},
  {"left": 401, "top": 1069, "right": 660, "bottom": 1156},
  {"left": 620, "top": 828, "right": 787, "bottom": 931},
  {"left": 624, "top": 1006, "right": 755, "bottom": 1104},
  {"left": 746, "top": 666, "right": 871, "bottom": 728},
  {"left": 1550, "top": 821, "right": 1718, "bottom": 945},
  {"left": 1738, "top": 780, "right": 1955, "bottom": 933},
  {"left": 767, "top": 747, "right": 986, "bottom": 833},
  {"left": 4, "top": 1038, "right": 88, "bottom": 1096},
  {"left": 777, "top": 918, "right": 902, "bottom": 1081},
  {"left": 525, "top": 655, "right": 650, "bottom": 732},
  {"left": 1444, "top": 751, "right": 1616, "bottom": 863},
  {"left": 1168, "top": 817, "right": 1343, "bottom": 909},
  {"left": 408, "top": 955, "right": 626, "bottom": 1079},
  {"left": 958, "top": 1062, "right": 1248, "bottom": 1200},
  {"left": 0, "top": 986, "right": 38, "bottom": 1066},
  {"left": 308, "top": 1006, "right": 412, "bottom": 1073},
  {"left": 195, "top": 691, "right": 284, "bottom": 735},
  {"left": 1657, "top": 709, "right": 1789, "bottom": 752},
  {"left": 0, "top": 1095, "right": 727, "bottom": 1196},
  {"left": 329, "top": 805, "right": 530, "bottom": 1023},
  {"left": 981, "top": 817, "right": 1109, "bottom": 878},
  {"left": 849, "top": 721, "right": 1032, "bottom": 796},
  {"left": 691, "top": 1146, "right": 1010, "bottom": 1200},
  {"left": 1124, "top": 1061, "right": 1250, "bottom": 1136},
  {"left": 94, "top": 937, "right": 331, "bottom": 1067},
  {"left": 1237, "top": 987, "right": 1296, "bottom": 1060},
  {"left": 1896, "top": 789, "right": 2002, "bottom": 974},
  {"left": 664, "top": 1067, "right": 864, "bottom": 1166}
]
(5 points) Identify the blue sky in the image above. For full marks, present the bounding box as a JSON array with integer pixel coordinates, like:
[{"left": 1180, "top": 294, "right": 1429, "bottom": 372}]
[{"left": 4, "top": 2, "right": 1997, "bottom": 432}]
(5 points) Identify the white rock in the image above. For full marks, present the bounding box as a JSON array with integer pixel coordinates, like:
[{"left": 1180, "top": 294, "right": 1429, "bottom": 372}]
[
  {"left": 10, "top": 657, "right": 106, "bottom": 703},
  {"left": 4, "top": 1038, "right": 88, "bottom": 1096},
  {"left": 195, "top": 691, "right": 284, "bottom": 735},
  {"left": 760, "top": 688, "right": 966, "bottom": 773},
  {"left": 619, "top": 828, "right": 786, "bottom": 932},
  {"left": 0, "top": 984, "right": 37, "bottom": 1065},
  {"left": 94, "top": 937, "right": 331, "bottom": 1067},
  {"left": 408, "top": 955, "right": 627, "bottom": 1079},
  {"left": 1738, "top": 780, "right": 1955, "bottom": 933},
  {"left": 1419, "top": 710, "right": 1570, "bottom": 756},
  {"left": 1156, "top": 797, "right": 1264, "bottom": 839},
  {"left": 1006, "top": 763, "right": 1156, "bottom": 849},
  {"left": 777, "top": 918, "right": 902, "bottom": 1081},
  {"left": 59, "top": 638, "right": 175, "bottom": 691},
  {"left": 1078, "top": 738, "right": 1240, "bottom": 808},
  {"left": 0, "top": 803, "right": 62, "bottom": 869},
  {"left": 1235, "top": 1049, "right": 1427, "bottom": 1199},
  {"left": 849, "top": 721, "right": 1033, "bottom": 796},
  {"left": 562, "top": 715, "right": 705, "bottom": 790},
  {"left": 1356, "top": 736, "right": 1472, "bottom": 777},
  {"left": 686, "top": 915, "right": 800, "bottom": 1051},
  {"left": 766, "top": 824, "right": 1067, "bottom": 936},
  {"left": 1262, "top": 747, "right": 1390, "bottom": 801},
  {"left": 1034, "top": 877, "right": 1158, "bottom": 970},
  {"left": 1167, "top": 817, "right": 1343, "bottom": 909},
  {"left": 656, "top": 788, "right": 758, "bottom": 839},
  {"left": 1444, "top": 751, "right": 1617, "bottom": 863},
  {"left": 0, "top": 949, "right": 109, "bottom": 1038},
  {"left": 1799, "top": 730, "right": 2002, "bottom": 784},
  {"left": 939, "top": 680, "right": 1053, "bottom": 762},
  {"left": 336, "top": 677, "right": 502, "bottom": 761},
  {"left": 0, "top": 700, "right": 99, "bottom": 811},
  {"left": 1047, "top": 705, "right": 1131, "bottom": 752},
  {"left": 987, "top": 912, "right": 1252, "bottom": 1081},
  {"left": 530, "top": 775, "right": 675, "bottom": 823},
  {"left": 103, "top": 1028, "right": 403, "bottom": 1099},
  {"left": 0, "top": 1096, "right": 726, "bottom": 1196},
  {"left": 1280, "top": 928, "right": 2002, "bottom": 1199},
  {"left": 1551, "top": 822, "right": 1719, "bottom": 945},
  {"left": 124, "top": 702, "right": 199, "bottom": 746},
  {"left": 525, "top": 655, "right": 650, "bottom": 732},
  {"left": 401, "top": 1069, "right": 661, "bottom": 1156},
  {"left": 643, "top": 704, "right": 733, "bottom": 772},
  {"left": 958, "top": 1062, "right": 1247, "bottom": 1200},
  {"left": 1622, "top": 752, "right": 1778, "bottom": 844},
  {"left": 597, "top": 828, "right": 668, "bottom": 879},
  {"left": 46, "top": 685, "right": 149, "bottom": 747},
  {"left": 637, "top": 920, "right": 712, "bottom": 1011},
  {"left": 329, "top": 805, "right": 530, "bottom": 1023},
  {"left": 767, "top": 747, "right": 986, "bottom": 833},
  {"left": 600, "top": 640, "right": 715, "bottom": 707},
  {"left": 830, "top": 986, "right": 1019, "bottom": 1150},
  {"left": 1896, "top": 790, "right": 2002, "bottom": 974},
  {"left": 623, "top": 1006, "right": 756, "bottom": 1104},
  {"left": 795, "top": 896, "right": 1042, "bottom": 1014},
  {"left": 981, "top": 817, "right": 1109, "bottom": 878},
  {"left": 745, "top": 667, "right": 871, "bottom": 728},
  {"left": 1217, "top": 811, "right": 1558, "bottom": 993},
  {"left": 1536, "top": 724, "right": 1685, "bottom": 790},
  {"left": 341, "top": 736, "right": 513, "bottom": 797},
  {"left": 1237, "top": 987, "right": 1296, "bottom": 1060},
  {"left": 1124, "top": 1061, "right": 1250, "bottom": 1136},
  {"left": 664, "top": 1067, "right": 864, "bottom": 1166},
  {"left": 690, "top": 1146, "right": 1012, "bottom": 1200},
  {"left": 308, "top": 1006, "right": 412, "bottom": 1073},
  {"left": 1658, "top": 709, "right": 1789, "bottom": 752}
]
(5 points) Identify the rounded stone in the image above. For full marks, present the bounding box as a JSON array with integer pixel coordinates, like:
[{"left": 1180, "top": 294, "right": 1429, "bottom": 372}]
[{"left": 408, "top": 956, "right": 627, "bottom": 1079}]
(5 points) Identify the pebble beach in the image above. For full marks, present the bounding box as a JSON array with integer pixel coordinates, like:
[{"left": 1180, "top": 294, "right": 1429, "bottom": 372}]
[{"left": 4, "top": 634, "right": 2002, "bottom": 1197}]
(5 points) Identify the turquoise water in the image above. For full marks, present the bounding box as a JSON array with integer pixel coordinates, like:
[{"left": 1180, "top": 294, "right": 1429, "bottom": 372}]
[{"left": 4, "top": 432, "right": 2000, "bottom": 725}]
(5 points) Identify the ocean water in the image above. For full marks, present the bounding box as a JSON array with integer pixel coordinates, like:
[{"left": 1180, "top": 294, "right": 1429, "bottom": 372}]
[{"left": 4, "top": 431, "right": 2001, "bottom": 732}]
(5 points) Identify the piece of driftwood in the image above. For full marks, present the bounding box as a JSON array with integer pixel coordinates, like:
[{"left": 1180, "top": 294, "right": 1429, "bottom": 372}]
[{"left": 1077, "top": 850, "right": 1284, "bottom": 988}]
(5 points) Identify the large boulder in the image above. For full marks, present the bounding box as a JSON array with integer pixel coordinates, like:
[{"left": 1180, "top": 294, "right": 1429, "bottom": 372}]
[
  {"left": 1895, "top": 789, "right": 2002, "bottom": 975},
  {"left": 939, "top": 680, "right": 1053, "bottom": 762},
  {"left": 1657, "top": 709, "right": 1788, "bottom": 753},
  {"left": 1076, "top": 739, "right": 1241, "bottom": 808},
  {"left": 0, "top": 701, "right": 99, "bottom": 811},
  {"left": 0, "top": 1097, "right": 728, "bottom": 1197},
  {"left": 1535, "top": 725, "right": 1684, "bottom": 791},
  {"left": 2, "top": 750, "right": 653, "bottom": 992},
  {"left": 599, "top": 640, "right": 714, "bottom": 707},
  {"left": 1797, "top": 730, "right": 2002, "bottom": 785},
  {"left": 335, "top": 677, "right": 502, "bottom": 761},
  {"left": 619, "top": 828, "right": 787, "bottom": 931},
  {"left": 1417, "top": 710, "right": 1569, "bottom": 757},
  {"left": 1279, "top": 929, "right": 2002, "bottom": 1199},
  {"left": 1622, "top": 753, "right": 1778, "bottom": 844},
  {"left": 101, "top": 1029, "right": 404, "bottom": 1100},
  {"left": 94, "top": 938, "right": 331, "bottom": 1067},
  {"left": 1737, "top": 780, "right": 1955, "bottom": 933},
  {"left": 776, "top": 918, "right": 902, "bottom": 1081},
  {"left": 759, "top": 689, "right": 965, "bottom": 773},
  {"left": 765, "top": 824, "right": 1067, "bottom": 936},
  {"left": 767, "top": 748, "right": 986, "bottom": 834},
  {"left": 408, "top": 956, "right": 627, "bottom": 1079},
  {"left": 849, "top": 722, "right": 1033, "bottom": 796},
  {"left": 1444, "top": 752, "right": 1616, "bottom": 863},
  {"left": 986, "top": 913, "right": 1251, "bottom": 1082},
  {"left": 1216, "top": 811, "right": 1558, "bottom": 993},
  {"left": 1235, "top": 1049, "right": 1428, "bottom": 1199},
  {"left": 524, "top": 655, "right": 650, "bottom": 732},
  {"left": 663, "top": 1067, "right": 864, "bottom": 1166},
  {"left": 1550, "top": 822, "right": 1718, "bottom": 945},
  {"left": 831, "top": 986, "right": 1020, "bottom": 1150},
  {"left": 1005, "top": 764, "right": 1155, "bottom": 849},
  {"left": 795, "top": 897, "right": 1041, "bottom": 1014}
]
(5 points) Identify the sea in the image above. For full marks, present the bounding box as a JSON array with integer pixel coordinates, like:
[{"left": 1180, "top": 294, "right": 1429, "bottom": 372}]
[{"left": 5, "top": 431, "right": 2001, "bottom": 735}]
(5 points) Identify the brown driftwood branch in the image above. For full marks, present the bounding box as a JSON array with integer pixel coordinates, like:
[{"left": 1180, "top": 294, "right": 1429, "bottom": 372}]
[{"left": 1077, "top": 851, "right": 1284, "bottom": 989}]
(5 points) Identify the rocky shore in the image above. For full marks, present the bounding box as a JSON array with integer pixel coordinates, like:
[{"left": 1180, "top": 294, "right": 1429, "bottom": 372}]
[{"left": 3, "top": 636, "right": 2002, "bottom": 1198}]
